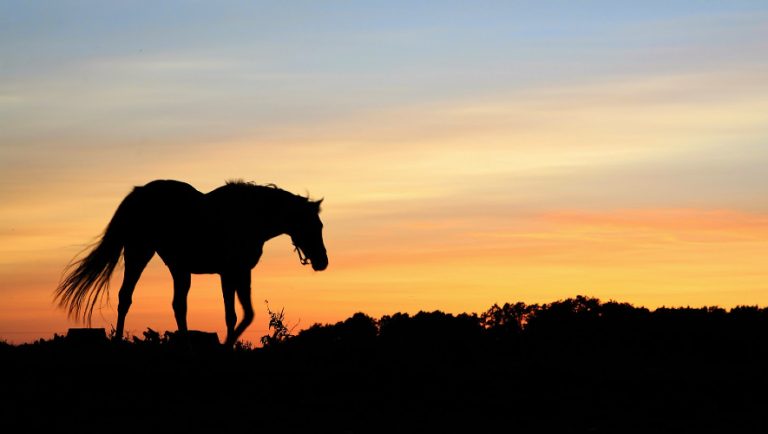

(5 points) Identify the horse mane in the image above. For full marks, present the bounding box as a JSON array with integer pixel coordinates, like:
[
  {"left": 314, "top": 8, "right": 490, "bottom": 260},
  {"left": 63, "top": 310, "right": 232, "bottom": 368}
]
[{"left": 224, "top": 180, "right": 322, "bottom": 210}]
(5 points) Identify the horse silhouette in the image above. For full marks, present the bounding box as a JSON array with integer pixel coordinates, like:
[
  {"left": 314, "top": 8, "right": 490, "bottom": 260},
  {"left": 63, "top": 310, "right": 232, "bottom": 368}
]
[{"left": 55, "top": 180, "right": 328, "bottom": 346}]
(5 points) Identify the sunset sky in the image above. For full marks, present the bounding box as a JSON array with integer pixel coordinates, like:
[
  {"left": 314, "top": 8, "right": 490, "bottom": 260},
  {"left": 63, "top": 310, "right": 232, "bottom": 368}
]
[{"left": 2, "top": 1, "right": 767, "bottom": 343}]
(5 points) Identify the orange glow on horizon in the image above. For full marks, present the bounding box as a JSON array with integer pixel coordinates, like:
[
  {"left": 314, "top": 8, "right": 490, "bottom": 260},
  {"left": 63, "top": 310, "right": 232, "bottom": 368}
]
[{"left": 2, "top": 205, "right": 767, "bottom": 344}]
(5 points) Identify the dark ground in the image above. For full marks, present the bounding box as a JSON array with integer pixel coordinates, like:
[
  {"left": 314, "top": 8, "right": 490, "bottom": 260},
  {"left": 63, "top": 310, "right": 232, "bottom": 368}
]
[{"left": 3, "top": 296, "right": 768, "bottom": 433}]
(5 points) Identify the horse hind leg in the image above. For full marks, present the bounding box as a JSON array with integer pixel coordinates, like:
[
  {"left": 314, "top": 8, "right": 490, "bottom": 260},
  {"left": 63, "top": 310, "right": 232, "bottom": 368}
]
[
  {"left": 170, "top": 268, "right": 191, "bottom": 334},
  {"left": 115, "top": 245, "right": 153, "bottom": 340}
]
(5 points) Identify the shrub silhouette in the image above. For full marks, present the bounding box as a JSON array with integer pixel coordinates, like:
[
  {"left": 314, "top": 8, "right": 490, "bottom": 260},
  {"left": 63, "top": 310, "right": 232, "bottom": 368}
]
[
  {"left": 260, "top": 301, "right": 295, "bottom": 347},
  {"left": 132, "top": 327, "right": 169, "bottom": 346}
]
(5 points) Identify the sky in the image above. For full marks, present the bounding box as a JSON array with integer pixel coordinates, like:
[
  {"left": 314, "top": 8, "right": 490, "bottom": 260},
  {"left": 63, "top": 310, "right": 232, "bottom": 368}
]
[{"left": 1, "top": 1, "right": 767, "bottom": 343}]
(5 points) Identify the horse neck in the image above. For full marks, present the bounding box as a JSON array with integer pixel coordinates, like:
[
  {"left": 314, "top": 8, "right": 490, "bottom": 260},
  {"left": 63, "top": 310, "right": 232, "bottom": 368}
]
[{"left": 253, "top": 198, "right": 299, "bottom": 241}]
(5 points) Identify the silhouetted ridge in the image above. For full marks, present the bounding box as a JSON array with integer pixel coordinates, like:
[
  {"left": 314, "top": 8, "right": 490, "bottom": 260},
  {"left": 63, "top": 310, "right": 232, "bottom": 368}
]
[
  {"left": 6, "top": 296, "right": 768, "bottom": 432},
  {"left": 35, "top": 296, "right": 768, "bottom": 352}
]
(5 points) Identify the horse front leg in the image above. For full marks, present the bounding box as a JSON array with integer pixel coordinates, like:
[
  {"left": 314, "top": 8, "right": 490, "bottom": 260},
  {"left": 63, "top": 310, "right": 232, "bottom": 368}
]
[
  {"left": 220, "top": 272, "right": 238, "bottom": 346},
  {"left": 233, "top": 271, "right": 254, "bottom": 343}
]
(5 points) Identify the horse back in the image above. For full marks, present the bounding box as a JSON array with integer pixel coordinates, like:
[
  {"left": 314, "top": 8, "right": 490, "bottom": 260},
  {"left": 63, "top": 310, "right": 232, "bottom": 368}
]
[
  {"left": 125, "top": 180, "right": 205, "bottom": 237},
  {"left": 140, "top": 179, "right": 202, "bottom": 199}
]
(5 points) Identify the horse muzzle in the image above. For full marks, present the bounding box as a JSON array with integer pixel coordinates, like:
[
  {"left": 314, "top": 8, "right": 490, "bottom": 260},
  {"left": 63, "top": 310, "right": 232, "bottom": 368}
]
[{"left": 311, "top": 255, "right": 328, "bottom": 271}]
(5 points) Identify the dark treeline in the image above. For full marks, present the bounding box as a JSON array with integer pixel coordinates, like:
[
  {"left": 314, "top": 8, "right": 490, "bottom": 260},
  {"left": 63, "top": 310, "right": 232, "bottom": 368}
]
[
  {"left": 280, "top": 295, "right": 768, "bottom": 354},
  {"left": 3, "top": 296, "right": 768, "bottom": 433}
]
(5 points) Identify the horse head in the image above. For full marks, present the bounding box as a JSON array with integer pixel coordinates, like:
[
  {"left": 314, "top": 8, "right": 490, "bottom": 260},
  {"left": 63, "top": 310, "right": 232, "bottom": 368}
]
[{"left": 289, "top": 198, "right": 328, "bottom": 271}]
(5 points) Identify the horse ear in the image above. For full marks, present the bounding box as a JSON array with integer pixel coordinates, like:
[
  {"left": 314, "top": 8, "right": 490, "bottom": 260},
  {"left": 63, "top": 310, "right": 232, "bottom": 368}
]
[{"left": 312, "top": 198, "right": 324, "bottom": 213}]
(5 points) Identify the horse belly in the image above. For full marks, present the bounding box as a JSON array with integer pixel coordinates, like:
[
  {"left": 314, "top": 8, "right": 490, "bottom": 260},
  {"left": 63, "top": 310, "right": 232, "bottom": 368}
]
[
  {"left": 157, "top": 248, "right": 216, "bottom": 274},
  {"left": 157, "top": 241, "right": 258, "bottom": 274}
]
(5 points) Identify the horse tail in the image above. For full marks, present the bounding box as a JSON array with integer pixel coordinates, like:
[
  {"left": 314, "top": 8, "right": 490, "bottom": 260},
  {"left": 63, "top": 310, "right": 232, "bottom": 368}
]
[{"left": 55, "top": 188, "right": 139, "bottom": 324}]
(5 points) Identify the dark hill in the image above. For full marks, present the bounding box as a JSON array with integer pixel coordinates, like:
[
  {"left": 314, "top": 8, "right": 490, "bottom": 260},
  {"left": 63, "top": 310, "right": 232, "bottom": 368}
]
[{"left": 3, "top": 296, "right": 768, "bottom": 433}]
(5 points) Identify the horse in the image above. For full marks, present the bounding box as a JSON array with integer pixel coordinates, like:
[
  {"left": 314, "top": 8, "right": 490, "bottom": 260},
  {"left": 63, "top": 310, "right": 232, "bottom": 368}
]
[{"left": 54, "top": 179, "right": 328, "bottom": 346}]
